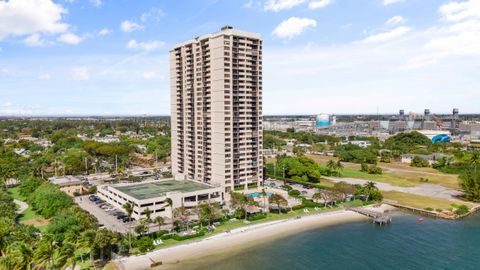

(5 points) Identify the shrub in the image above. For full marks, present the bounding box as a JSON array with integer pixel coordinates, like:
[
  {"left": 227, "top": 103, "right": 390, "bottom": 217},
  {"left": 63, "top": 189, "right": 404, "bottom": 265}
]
[
  {"left": 247, "top": 212, "right": 267, "bottom": 221},
  {"left": 288, "top": 189, "right": 301, "bottom": 197},
  {"left": 425, "top": 207, "right": 434, "bottom": 211},
  {"left": 135, "top": 236, "right": 154, "bottom": 253},
  {"left": 454, "top": 205, "right": 469, "bottom": 215},
  {"left": 411, "top": 156, "right": 430, "bottom": 168},
  {"left": 292, "top": 204, "right": 306, "bottom": 210},
  {"left": 281, "top": 184, "right": 293, "bottom": 191}
]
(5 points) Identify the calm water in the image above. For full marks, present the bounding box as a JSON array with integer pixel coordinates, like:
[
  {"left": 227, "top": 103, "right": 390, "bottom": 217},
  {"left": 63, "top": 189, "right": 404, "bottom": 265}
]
[{"left": 179, "top": 212, "right": 480, "bottom": 270}]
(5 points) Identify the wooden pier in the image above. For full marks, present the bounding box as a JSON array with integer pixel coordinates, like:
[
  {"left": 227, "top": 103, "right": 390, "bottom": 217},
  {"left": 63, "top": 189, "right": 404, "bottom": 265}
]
[{"left": 347, "top": 207, "right": 392, "bottom": 225}]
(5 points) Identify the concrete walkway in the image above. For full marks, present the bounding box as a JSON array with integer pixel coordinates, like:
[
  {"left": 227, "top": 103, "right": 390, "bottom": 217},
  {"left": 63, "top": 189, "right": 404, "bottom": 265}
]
[
  {"left": 324, "top": 177, "right": 464, "bottom": 200},
  {"left": 14, "top": 199, "right": 28, "bottom": 214}
]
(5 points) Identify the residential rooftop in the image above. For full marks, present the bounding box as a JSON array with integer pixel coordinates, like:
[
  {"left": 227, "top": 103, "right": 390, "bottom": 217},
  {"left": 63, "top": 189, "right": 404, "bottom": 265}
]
[{"left": 114, "top": 180, "right": 212, "bottom": 200}]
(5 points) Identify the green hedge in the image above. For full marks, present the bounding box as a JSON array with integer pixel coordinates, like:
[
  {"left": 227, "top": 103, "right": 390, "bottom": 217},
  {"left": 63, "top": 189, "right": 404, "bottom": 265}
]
[{"left": 247, "top": 212, "right": 267, "bottom": 221}]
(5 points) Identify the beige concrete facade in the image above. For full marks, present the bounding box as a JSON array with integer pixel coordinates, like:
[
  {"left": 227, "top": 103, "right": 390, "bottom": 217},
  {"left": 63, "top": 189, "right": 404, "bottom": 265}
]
[
  {"left": 97, "top": 180, "right": 224, "bottom": 220},
  {"left": 170, "top": 26, "right": 263, "bottom": 193}
]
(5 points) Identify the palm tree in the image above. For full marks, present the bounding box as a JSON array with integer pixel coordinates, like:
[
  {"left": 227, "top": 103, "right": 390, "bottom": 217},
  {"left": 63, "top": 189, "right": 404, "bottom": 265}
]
[
  {"left": 365, "top": 181, "right": 377, "bottom": 191},
  {"left": 165, "top": 198, "right": 173, "bottom": 221},
  {"left": 154, "top": 216, "right": 165, "bottom": 233},
  {"left": 326, "top": 160, "right": 337, "bottom": 176},
  {"left": 144, "top": 207, "right": 152, "bottom": 235},
  {"left": 94, "top": 229, "right": 114, "bottom": 265},
  {"left": 470, "top": 152, "right": 480, "bottom": 176},
  {"left": 123, "top": 202, "right": 133, "bottom": 251},
  {"left": 79, "top": 229, "right": 96, "bottom": 268},
  {"left": 173, "top": 206, "right": 191, "bottom": 231},
  {"left": 2, "top": 242, "right": 34, "bottom": 270},
  {"left": 269, "top": 193, "right": 288, "bottom": 214},
  {"left": 33, "top": 234, "right": 58, "bottom": 270},
  {"left": 229, "top": 192, "right": 249, "bottom": 220},
  {"left": 336, "top": 161, "right": 344, "bottom": 176},
  {"left": 261, "top": 189, "right": 268, "bottom": 211},
  {"left": 0, "top": 254, "right": 16, "bottom": 270},
  {"left": 56, "top": 242, "right": 76, "bottom": 270}
]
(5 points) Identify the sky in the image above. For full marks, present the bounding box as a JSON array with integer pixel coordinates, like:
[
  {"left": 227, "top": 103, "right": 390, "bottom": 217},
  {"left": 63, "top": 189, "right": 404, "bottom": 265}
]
[{"left": 0, "top": 0, "right": 479, "bottom": 116}]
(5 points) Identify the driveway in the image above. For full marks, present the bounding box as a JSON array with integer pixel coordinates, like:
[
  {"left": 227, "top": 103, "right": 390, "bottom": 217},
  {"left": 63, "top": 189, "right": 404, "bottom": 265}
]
[{"left": 324, "top": 177, "right": 464, "bottom": 200}]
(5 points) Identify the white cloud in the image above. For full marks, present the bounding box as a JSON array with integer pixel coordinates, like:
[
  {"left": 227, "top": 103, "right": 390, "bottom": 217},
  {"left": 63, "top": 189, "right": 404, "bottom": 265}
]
[
  {"left": 383, "top": 0, "right": 405, "bottom": 5},
  {"left": 406, "top": 1, "right": 480, "bottom": 68},
  {"left": 57, "top": 33, "right": 82, "bottom": 45},
  {"left": 140, "top": 7, "right": 166, "bottom": 22},
  {"left": 0, "top": 68, "right": 8, "bottom": 77},
  {"left": 127, "top": 40, "right": 165, "bottom": 51},
  {"left": 264, "top": 0, "right": 306, "bottom": 12},
  {"left": 142, "top": 71, "right": 164, "bottom": 80},
  {"left": 386, "top": 15, "right": 407, "bottom": 25},
  {"left": 272, "top": 17, "right": 317, "bottom": 39},
  {"left": 0, "top": 0, "right": 69, "bottom": 39},
  {"left": 120, "top": 20, "right": 143, "bottom": 32},
  {"left": 37, "top": 73, "right": 51, "bottom": 80},
  {"left": 90, "top": 0, "right": 102, "bottom": 7},
  {"left": 308, "top": 0, "right": 332, "bottom": 10},
  {"left": 23, "top": 34, "right": 46, "bottom": 47},
  {"left": 99, "top": 28, "right": 111, "bottom": 35},
  {"left": 244, "top": 0, "right": 254, "bottom": 8},
  {"left": 439, "top": 0, "right": 480, "bottom": 21},
  {"left": 360, "top": 26, "right": 411, "bottom": 43},
  {"left": 70, "top": 66, "right": 90, "bottom": 80}
]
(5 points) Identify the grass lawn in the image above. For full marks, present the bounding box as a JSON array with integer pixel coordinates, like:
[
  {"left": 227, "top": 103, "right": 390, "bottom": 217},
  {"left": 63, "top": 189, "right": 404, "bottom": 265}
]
[
  {"left": 8, "top": 187, "right": 50, "bottom": 228},
  {"left": 382, "top": 191, "right": 461, "bottom": 211},
  {"left": 307, "top": 154, "right": 460, "bottom": 189}
]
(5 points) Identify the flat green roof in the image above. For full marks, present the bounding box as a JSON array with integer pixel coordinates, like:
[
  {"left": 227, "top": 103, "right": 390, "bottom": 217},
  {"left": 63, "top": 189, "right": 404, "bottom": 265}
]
[{"left": 115, "top": 180, "right": 211, "bottom": 200}]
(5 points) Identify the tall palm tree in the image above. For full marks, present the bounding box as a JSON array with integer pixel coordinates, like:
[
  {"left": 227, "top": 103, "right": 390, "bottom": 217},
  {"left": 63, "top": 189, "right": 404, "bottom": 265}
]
[
  {"left": 326, "top": 160, "right": 337, "bottom": 176},
  {"left": 144, "top": 207, "right": 152, "bottom": 235},
  {"left": 261, "top": 189, "right": 268, "bottom": 212},
  {"left": 80, "top": 229, "right": 97, "bottom": 267},
  {"left": 56, "top": 242, "right": 76, "bottom": 270},
  {"left": 123, "top": 202, "right": 134, "bottom": 251},
  {"left": 2, "top": 242, "right": 34, "bottom": 270},
  {"left": 154, "top": 216, "right": 164, "bottom": 233},
  {"left": 165, "top": 198, "right": 173, "bottom": 221},
  {"left": 33, "top": 234, "right": 58, "bottom": 270},
  {"left": 65, "top": 231, "right": 83, "bottom": 264},
  {"left": 94, "top": 229, "right": 114, "bottom": 265},
  {"left": 336, "top": 161, "right": 344, "bottom": 176}
]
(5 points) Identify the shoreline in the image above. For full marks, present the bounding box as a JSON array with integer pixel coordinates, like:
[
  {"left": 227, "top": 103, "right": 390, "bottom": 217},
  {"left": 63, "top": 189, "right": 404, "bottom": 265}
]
[{"left": 115, "top": 209, "right": 369, "bottom": 270}]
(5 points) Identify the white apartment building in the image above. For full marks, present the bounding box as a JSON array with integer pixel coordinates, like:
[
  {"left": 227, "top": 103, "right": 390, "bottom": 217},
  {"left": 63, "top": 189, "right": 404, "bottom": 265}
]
[{"left": 170, "top": 26, "right": 263, "bottom": 193}]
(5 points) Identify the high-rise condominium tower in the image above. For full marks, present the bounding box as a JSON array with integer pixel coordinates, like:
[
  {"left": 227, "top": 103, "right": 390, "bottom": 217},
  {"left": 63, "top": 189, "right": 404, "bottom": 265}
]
[{"left": 170, "top": 26, "right": 263, "bottom": 193}]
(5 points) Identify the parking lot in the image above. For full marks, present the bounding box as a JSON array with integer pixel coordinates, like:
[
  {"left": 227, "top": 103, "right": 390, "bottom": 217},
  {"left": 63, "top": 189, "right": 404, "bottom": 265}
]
[
  {"left": 75, "top": 195, "right": 136, "bottom": 233},
  {"left": 264, "top": 178, "right": 317, "bottom": 198}
]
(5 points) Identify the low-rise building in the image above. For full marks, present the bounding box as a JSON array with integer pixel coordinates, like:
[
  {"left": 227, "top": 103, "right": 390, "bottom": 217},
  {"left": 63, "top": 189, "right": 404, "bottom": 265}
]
[
  {"left": 97, "top": 179, "right": 224, "bottom": 220},
  {"left": 401, "top": 153, "right": 452, "bottom": 165},
  {"left": 49, "top": 176, "right": 87, "bottom": 196}
]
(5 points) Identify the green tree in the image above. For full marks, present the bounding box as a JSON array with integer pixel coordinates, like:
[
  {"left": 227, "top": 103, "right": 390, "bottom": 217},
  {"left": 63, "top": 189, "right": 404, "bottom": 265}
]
[
  {"left": 269, "top": 193, "right": 288, "bottom": 214},
  {"left": 459, "top": 156, "right": 480, "bottom": 201},
  {"left": 154, "top": 216, "right": 165, "bottom": 233},
  {"left": 411, "top": 156, "right": 430, "bottom": 168}
]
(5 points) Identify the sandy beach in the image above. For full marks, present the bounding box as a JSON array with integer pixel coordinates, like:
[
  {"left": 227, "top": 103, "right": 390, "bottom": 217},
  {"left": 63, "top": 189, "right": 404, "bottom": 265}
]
[{"left": 115, "top": 209, "right": 371, "bottom": 270}]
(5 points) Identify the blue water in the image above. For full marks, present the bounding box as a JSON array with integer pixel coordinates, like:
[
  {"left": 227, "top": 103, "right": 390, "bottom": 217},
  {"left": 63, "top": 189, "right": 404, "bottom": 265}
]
[
  {"left": 248, "top": 192, "right": 273, "bottom": 198},
  {"left": 182, "top": 212, "right": 480, "bottom": 270}
]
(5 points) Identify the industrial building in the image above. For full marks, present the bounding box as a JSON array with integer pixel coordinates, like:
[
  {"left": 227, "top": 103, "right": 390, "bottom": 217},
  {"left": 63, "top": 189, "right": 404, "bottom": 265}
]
[{"left": 170, "top": 26, "right": 263, "bottom": 192}]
